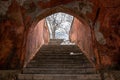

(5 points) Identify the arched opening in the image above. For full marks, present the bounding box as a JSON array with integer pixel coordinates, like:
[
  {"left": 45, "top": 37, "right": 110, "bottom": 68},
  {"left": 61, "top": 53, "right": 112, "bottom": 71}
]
[
  {"left": 25, "top": 6, "right": 95, "bottom": 68},
  {"left": 46, "top": 12, "right": 74, "bottom": 45}
]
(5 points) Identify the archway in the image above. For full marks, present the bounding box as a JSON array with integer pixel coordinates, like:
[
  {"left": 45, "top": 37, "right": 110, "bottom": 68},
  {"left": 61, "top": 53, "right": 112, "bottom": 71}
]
[
  {"left": 25, "top": 5, "right": 95, "bottom": 68},
  {"left": 46, "top": 12, "right": 74, "bottom": 45}
]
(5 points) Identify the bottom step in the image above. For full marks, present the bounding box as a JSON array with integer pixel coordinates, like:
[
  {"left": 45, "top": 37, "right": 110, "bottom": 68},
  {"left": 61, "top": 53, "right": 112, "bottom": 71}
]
[{"left": 18, "top": 74, "right": 101, "bottom": 80}]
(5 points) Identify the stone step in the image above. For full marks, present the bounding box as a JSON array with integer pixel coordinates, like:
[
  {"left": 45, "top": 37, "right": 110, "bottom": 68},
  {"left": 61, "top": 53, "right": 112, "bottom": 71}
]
[
  {"left": 31, "top": 57, "right": 89, "bottom": 62},
  {"left": 33, "top": 55, "right": 87, "bottom": 60},
  {"left": 40, "top": 46, "right": 80, "bottom": 48},
  {"left": 32, "top": 58, "right": 88, "bottom": 62},
  {"left": 31, "top": 60, "right": 89, "bottom": 64},
  {"left": 41, "top": 45, "right": 79, "bottom": 48},
  {"left": 26, "top": 64, "right": 94, "bottom": 69},
  {"left": 40, "top": 47, "right": 80, "bottom": 50},
  {"left": 27, "top": 63, "right": 93, "bottom": 68},
  {"left": 32, "top": 56, "right": 87, "bottom": 60},
  {"left": 39, "top": 47, "right": 81, "bottom": 52},
  {"left": 23, "top": 68, "right": 96, "bottom": 74},
  {"left": 36, "top": 52, "right": 83, "bottom": 56},
  {"left": 34, "top": 54, "right": 85, "bottom": 57},
  {"left": 37, "top": 51, "right": 82, "bottom": 55},
  {"left": 48, "top": 39, "right": 63, "bottom": 45},
  {"left": 38, "top": 50, "right": 81, "bottom": 54},
  {"left": 18, "top": 74, "right": 101, "bottom": 80},
  {"left": 28, "top": 61, "right": 91, "bottom": 66},
  {"left": 18, "top": 45, "right": 100, "bottom": 80},
  {"left": 29, "top": 60, "right": 89, "bottom": 65},
  {"left": 23, "top": 67, "right": 95, "bottom": 70},
  {"left": 39, "top": 47, "right": 80, "bottom": 50}
]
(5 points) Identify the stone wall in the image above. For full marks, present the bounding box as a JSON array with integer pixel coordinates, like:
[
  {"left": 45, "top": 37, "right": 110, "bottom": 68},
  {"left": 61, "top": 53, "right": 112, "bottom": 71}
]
[
  {"left": 0, "top": 0, "right": 25, "bottom": 69},
  {"left": 70, "top": 17, "right": 95, "bottom": 65},
  {"left": 0, "top": 0, "right": 119, "bottom": 70},
  {"left": 25, "top": 19, "right": 44, "bottom": 66}
]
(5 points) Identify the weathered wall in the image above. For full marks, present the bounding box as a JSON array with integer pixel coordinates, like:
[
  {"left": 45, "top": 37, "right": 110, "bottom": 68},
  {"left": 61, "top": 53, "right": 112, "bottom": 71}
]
[
  {"left": 96, "top": 7, "right": 120, "bottom": 68},
  {"left": 43, "top": 22, "right": 50, "bottom": 45},
  {"left": 0, "top": 0, "right": 50, "bottom": 69},
  {"left": 87, "top": 0, "right": 120, "bottom": 69},
  {"left": 25, "top": 19, "right": 49, "bottom": 67},
  {"left": 0, "top": 0, "right": 120, "bottom": 70},
  {"left": 0, "top": 0, "right": 25, "bottom": 69},
  {"left": 70, "top": 18, "right": 95, "bottom": 65}
]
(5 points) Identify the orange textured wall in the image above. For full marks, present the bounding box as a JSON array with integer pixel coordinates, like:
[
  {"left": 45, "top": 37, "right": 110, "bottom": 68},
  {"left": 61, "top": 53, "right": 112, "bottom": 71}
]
[
  {"left": 25, "top": 19, "right": 49, "bottom": 67},
  {"left": 97, "top": 7, "right": 120, "bottom": 68},
  {"left": 0, "top": 1, "right": 25, "bottom": 69},
  {"left": 70, "top": 18, "right": 95, "bottom": 65},
  {"left": 0, "top": 0, "right": 119, "bottom": 70}
]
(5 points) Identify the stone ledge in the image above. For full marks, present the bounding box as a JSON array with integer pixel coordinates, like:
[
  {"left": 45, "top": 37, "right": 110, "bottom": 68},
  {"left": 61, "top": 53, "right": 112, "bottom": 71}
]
[{"left": 0, "top": 70, "right": 21, "bottom": 80}]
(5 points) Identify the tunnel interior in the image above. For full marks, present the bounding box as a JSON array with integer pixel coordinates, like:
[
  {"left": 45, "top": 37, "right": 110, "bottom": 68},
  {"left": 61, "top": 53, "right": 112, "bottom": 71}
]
[
  {"left": 0, "top": 0, "right": 119, "bottom": 72},
  {"left": 0, "top": 0, "right": 120, "bottom": 80},
  {"left": 25, "top": 10, "right": 94, "bottom": 68}
]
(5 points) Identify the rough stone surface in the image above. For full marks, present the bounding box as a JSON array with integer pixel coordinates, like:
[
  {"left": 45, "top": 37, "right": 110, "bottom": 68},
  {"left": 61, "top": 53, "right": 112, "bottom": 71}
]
[
  {"left": 0, "top": 70, "right": 20, "bottom": 80},
  {"left": 25, "top": 19, "right": 49, "bottom": 67},
  {"left": 0, "top": 0, "right": 120, "bottom": 71},
  {"left": 70, "top": 17, "right": 95, "bottom": 66}
]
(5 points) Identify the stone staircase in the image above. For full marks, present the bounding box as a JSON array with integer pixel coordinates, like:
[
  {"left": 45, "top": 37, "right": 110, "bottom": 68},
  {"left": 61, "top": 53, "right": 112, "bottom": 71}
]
[{"left": 18, "top": 42, "right": 101, "bottom": 80}]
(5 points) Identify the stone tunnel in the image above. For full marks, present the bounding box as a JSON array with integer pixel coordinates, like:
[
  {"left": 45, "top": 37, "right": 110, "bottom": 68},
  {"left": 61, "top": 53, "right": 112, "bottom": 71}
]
[{"left": 0, "top": 0, "right": 120, "bottom": 80}]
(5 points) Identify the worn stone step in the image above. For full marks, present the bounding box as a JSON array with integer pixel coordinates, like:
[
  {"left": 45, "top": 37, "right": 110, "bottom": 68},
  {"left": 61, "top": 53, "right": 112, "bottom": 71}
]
[
  {"left": 27, "top": 61, "right": 91, "bottom": 65},
  {"left": 23, "top": 68, "right": 96, "bottom": 74},
  {"left": 32, "top": 59, "right": 88, "bottom": 62},
  {"left": 34, "top": 54, "right": 85, "bottom": 57},
  {"left": 41, "top": 45, "right": 80, "bottom": 49},
  {"left": 38, "top": 50, "right": 81, "bottom": 54},
  {"left": 36, "top": 52, "right": 83, "bottom": 56},
  {"left": 36, "top": 51, "right": 83, "bottom": 56},
  {"left": 27, "top": 62, "right": 91, "bottom": 67},
  {"left": 23, "top": 70, "right": 95, "bottom": 74},
  {"left": 30, "top": 59, "right": 90, "bottom": 63},
  {"left": 26, "top": 65, "right": 94, "bottom": 69},
  {"left": 18, "top": 74, "right": 101, "bottom": 80},
  {"left": 23, "top": 68, "right": 95, "bottom": 71},
  {"left": 40, "top": 46, "right": 80, "bottom": 49},
  {"left": 31, "top": 59, "right": 89, "bottom": 64},
  {"left": 32, "top": 58, "right": 88, "bottom": 62},
  {"left": 31, "top": 56, "right": 89, "bottom": 60},
  {"left": 27, "top": 63, "right": 93, "bottom": 68},
  {"left": 33, "top": 55, "right": 87, "bottom": 60},
  {"left": 18, "top": 45, "right": 100, "bottom": 80},
  {"left": 32, "top": 56, "right": 88, "bottom": 60},
  {"left": 39, "top": 48, "right": 81, "bottom": 52},
  {"left": 41, "top": 48, "right": 80, "bottom": 50},
  {"left": 38, "top": 51, "right": 81, "bottom": 55},
  {"left": 33, "top": 57, "right": 87, "bottom": 61},
  {"left": 30, "top": 58, "right": 89, "bottom": 63},
  {"left": 29, "top": 61, "right": 89, "bottom": 65},
  {"left": 41, "top": 45, "right": 79, "bottom": 47}
]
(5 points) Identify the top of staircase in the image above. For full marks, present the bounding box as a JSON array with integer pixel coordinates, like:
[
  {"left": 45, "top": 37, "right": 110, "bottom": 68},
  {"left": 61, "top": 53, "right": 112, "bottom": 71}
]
[{"left": 48, "top": 39, "right": 75, "bottom": 45}]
